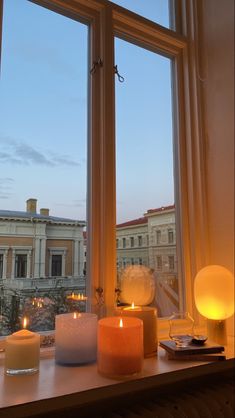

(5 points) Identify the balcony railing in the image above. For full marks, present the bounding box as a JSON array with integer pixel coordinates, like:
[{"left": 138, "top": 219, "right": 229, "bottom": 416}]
[{"left": 1, "top": 276, "right": 86, "bottom": 291}]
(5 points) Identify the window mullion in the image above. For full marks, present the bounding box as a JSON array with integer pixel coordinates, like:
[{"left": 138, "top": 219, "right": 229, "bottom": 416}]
[{"left": 99, "top": 4, "right": 116, "bottom": 315}]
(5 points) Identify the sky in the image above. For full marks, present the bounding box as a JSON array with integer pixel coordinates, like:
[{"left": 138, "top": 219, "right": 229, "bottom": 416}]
[{"left": 0, "top": 0, "right": 174, "bottom": 224}]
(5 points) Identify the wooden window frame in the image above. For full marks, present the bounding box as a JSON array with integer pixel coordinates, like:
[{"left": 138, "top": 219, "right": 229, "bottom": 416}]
[{"left": 0, "top": 0, "right": 208, "bottom": 322}]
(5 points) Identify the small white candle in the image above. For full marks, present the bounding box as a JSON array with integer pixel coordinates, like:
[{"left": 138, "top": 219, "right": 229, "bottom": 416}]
[
  {"left": 116, "top": 304, "right": 158, "bottom": 356},
  {"left": 55, "top": 312, "right": 97, "bottom": 364},
  {"left": 5, "top": 318, "right": 40, "bottom": 375}
]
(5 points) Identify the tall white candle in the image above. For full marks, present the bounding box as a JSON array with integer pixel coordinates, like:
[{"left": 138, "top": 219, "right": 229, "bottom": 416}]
[
  {"left": 55, "top": 312, "right": 97, "bottom": 364},
  {"left": 5, "top": 327, "right": 40, "bottom": 375}
]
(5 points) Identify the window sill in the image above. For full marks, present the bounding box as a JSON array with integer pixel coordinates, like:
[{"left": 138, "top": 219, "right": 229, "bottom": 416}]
[{"left": 0, "top": 338, "right": 234, "bottom": 418}]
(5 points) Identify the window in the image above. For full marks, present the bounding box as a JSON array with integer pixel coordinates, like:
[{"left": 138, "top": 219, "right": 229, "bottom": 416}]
[
  {"left": 156, "top": 230, "right": 161, "bottom": 245},
  {"left": 51, "top": 255, "right": 62, "bottom": 277},
  {"left": 130, "top": 237, "right": 134, "bottom": 247},
  {"left": 0, "top": 254, "right": 3, "bottom": 278},
  {"left": 0, "top": 0, "right": 206, "bottom": 330},
  {"left": 138, "top": 236, "right": 142, "bottom": 247},
  {"left": 168, "top": 255, "right": 175, "bottom": 270},
  {"left": 15, "top": 255, "right": 27, "bottom": 278},
  {"left": 168, "top": 229, "right": 174, "bottom": 244},
  {"left": 116, "top": 239, "right": 119, "bottom": 248},
  {"left": 122, "top": 238, "right": 126, "bottom": 248},
  {"left": 0, "top": 0, "right": 88, "bottom": 334},
  {"left": 156, "top": 256, "right": 162, "bottom": 270},
  {"left": 139, "top": 258, "right": 143, "bottom": 265}
]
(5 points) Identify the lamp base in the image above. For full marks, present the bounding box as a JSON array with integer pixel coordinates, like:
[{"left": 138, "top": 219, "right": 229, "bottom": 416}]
[{"left": 207, "top": 319, "right": 227, "bottom": 346}]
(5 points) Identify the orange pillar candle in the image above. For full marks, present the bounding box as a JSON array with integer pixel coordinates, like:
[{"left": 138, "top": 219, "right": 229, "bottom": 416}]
[{"left": 98, "top": 316, "right": 143, "bottom": 377}]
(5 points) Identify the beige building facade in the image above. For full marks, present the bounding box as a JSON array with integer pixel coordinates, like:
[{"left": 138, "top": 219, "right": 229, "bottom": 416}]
[
  {"left": 0, "top": 199, "right": 85, "bottom": 295},
  {"left": 116, "top": 205, "right": 179, "bottom": 316}
]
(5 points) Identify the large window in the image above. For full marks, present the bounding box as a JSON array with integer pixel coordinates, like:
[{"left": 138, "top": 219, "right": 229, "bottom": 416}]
[
  {"left": 0, "top": 0, "right": 204, "bottom": 331},
  {"left": 15, "top": 255, "right": 27, "bottom": 278}
]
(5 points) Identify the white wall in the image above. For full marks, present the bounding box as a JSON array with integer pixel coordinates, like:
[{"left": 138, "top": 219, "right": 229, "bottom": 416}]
[{"left": 200, "top": 0, "right": 234, "bottom": 332}]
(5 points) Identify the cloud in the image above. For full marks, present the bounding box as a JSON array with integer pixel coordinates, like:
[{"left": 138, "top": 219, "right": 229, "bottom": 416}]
[
  {"left": 0, "top": 177, "right": 14, "bottom": 199},
  {"left": 0, "top": 136, "right": 80, "bottom": 167}
]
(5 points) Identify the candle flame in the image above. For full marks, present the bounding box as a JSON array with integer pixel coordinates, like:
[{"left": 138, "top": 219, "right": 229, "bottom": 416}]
[
  {"left": 23, "top": 317, "right": 28, "bottom": 329},
  {"left": 73, "top": 312, "right": 77, "bottom": 319},
  {"left": 119, "top": 318, "right": 123, "bottom": 328},
  {"left": 131, "top": 302, "right": 135, "bottom": 309}
]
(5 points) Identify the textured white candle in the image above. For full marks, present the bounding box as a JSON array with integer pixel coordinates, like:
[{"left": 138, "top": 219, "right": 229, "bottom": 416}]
[
  {"left": 5, "top": 329, "right": 40, "bottom": 375},
  {"left": 55, "top": 312, "right": 97, "bottom": 364}
]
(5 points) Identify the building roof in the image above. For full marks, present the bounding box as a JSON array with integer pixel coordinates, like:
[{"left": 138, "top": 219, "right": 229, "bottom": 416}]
[
  {"left": 116, "top": 217, "right": 147, "bottom": 229},
  {"left": 0, "top": 210, "right": 85, "bottom": 226},
  {"left": 145, "top": 204, "right": 175, "bottom": 215}
]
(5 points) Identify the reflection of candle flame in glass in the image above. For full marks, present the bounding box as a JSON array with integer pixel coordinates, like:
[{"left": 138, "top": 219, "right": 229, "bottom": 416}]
[
  {"left": 119, "top": 318, "right": 123, "bottom": 328},
  {"left": 131, "top": 302, "right": 135, "bottom": 309},
  {"left": 23, "top": 317, "right": 28, "bottom": 329}
]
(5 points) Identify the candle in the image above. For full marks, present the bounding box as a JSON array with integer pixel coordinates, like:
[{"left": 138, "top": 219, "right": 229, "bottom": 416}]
[
  {"left": 116, "top": 304, "right": 158, "bottom": 356},
  {"left": 5, "top": 318, "right": 40, "bottom": 375},
  {"left": 98, "top": 316, "right": 143, "bottom": 377},
  {"left": 55, "top": 312, "right": 97, "bottom": 365}
]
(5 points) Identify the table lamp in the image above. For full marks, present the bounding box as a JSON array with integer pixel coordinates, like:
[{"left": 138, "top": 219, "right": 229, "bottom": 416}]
[{"left": 194, "top": 265, "right": 234, "bottom": 345}]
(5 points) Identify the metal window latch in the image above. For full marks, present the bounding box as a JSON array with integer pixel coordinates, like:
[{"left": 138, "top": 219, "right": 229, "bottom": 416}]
[
  {"left": 114, "top": 65, "right": 124, "bottom": 83},
  {"left": 90, "top": 58, "right": 103, "bottom": 75}
]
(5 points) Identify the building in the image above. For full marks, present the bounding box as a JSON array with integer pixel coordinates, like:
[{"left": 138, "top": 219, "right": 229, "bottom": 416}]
[
  {"left": 0, "top": 198, "right": 86, "bottom": 297},
  {"left": 116, "top": 205, "right": 179, "bottom": 316}
]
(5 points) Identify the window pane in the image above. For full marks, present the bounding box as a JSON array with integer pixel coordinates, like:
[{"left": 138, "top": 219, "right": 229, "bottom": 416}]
[
  {"left": 109, "top": 0, "right": 171, "bottom": 29},
  {"left": 0, "top": 0, "right": 88, "bottom": 335},
  {"left": 115, "top": 38, "right": 180, "bottom": 317}
]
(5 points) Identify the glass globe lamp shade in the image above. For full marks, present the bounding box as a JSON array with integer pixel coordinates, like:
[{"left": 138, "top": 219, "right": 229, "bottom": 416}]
[
  {"left": 194, "top": 265, "right": 234, "bottom": 320},
  {"left": 194, "top": 265, "right": 234, "bottom": 345},
  {"left": 120, "top": 265, "right": 155, "bottom": 306}
]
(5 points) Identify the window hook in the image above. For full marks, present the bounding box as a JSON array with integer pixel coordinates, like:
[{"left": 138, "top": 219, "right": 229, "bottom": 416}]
[
  {"left": 114, "top": 65, "right": 124, "bottom": 83},
  {"left": 90, "top": 58, "right": 103, "bottom": 75}
]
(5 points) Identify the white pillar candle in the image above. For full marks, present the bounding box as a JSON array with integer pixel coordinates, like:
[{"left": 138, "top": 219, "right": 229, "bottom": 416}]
[
  {"left": 98, "top": 316, "right": 143, "bottom": 377},
  {"left": 5, "top": 329, "right": 40, "bottom": 375},
  {"left": 55, "top": 312, "right": 97, "bottom": 365},
  {"left": 116, "top": 305, "right": 158, "bottom": 356}
]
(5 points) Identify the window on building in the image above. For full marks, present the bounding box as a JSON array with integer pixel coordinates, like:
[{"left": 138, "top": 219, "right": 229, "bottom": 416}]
[
  {"left": 122, "top": 238, "right": 126, "bottom": 248},
  {"left": 156, "top": 230, "right": 161, "bottom": 244},
  {"left": 168, "top": 255, "right": 175, "bottom": 270},
  {"left": 116, "top": 239, "right": 119, "bottom": 248},
  {"left": 0, "top": 255, "right": 3, "bottom": 278},
  {"left": 131, "top": 258, "right": 134, "bottom": 265},
  {"left": 139, "top": 258, "right": 143, "bottom": 265},
  {"left": 138, "top": 236, "right": 142, "bottom": 247},
  {"left": 15, "top": 255, "right": 27, "bottom": 278},
  {"left": 156, "top": 256, "right": 162, "bottom": 270},
  {"left": 51, "top": 255, "right": 62, "bottom": 277},
  {"left": 130, "top": 237, "right": 134, "bottom": 247},
  {"left": 168, "top": 229, "right": 174, "bottom": 244}
]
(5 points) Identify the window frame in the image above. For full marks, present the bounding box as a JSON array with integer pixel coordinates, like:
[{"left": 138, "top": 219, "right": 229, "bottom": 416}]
[{"left": 0, "top": 0, "right": 209, "bottom": 323}]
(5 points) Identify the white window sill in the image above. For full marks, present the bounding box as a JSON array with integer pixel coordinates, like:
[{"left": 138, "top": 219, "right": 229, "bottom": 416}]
[{"left": 0, "top": 338, "right": 234, "bottom": 418}]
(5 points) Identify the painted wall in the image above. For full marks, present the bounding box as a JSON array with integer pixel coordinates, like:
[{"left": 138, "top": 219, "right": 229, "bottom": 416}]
[{"left": 200, "top": 0, "right": 234, "bottom": 332}]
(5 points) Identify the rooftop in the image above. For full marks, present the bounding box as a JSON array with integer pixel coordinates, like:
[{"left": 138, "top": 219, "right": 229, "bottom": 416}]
[{"left": 0, "top": 209, "right": 85, "bottom": 226}]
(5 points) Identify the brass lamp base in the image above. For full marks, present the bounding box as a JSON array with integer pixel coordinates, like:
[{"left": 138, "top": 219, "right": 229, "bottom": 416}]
[{"left": 207, "top": 319, "right": 227, "bottom": 346}]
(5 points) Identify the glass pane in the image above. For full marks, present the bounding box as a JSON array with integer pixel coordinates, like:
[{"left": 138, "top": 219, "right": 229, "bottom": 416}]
[
  {"left": 109, "top": 0, "right": 171, "bottom": 29},
  {"left": 115, "top": 38, "right": 180, "bottom": 318},
  {"left": 0, "top": 0, "right": 88, "bottom": 335}
]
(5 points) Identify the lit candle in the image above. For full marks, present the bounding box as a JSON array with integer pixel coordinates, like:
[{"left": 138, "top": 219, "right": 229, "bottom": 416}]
[
  {"left": 55, "top": 312, "right": 97, "bottom": 365},
  {"left": 5, "top": 317, "right": 40, "bottom": 376},
  {"left": 98, "top": 316, "right": 143, "bottom": 377},
  {"left": 116, "top": 303, "right": 157, "bottom": 356}
]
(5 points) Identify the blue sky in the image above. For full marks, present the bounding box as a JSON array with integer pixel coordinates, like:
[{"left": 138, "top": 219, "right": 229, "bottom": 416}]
[{"left": 0, "top": 0, "right": 173, "bottom": 223}]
